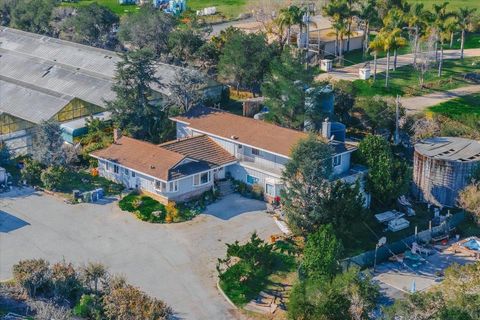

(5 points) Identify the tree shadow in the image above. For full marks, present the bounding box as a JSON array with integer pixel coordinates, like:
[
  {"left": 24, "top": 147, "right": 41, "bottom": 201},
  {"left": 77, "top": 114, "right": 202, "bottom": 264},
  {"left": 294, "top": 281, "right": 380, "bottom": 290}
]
[{"left": 0, "top": 210, "right": 30, "bottom": 233}]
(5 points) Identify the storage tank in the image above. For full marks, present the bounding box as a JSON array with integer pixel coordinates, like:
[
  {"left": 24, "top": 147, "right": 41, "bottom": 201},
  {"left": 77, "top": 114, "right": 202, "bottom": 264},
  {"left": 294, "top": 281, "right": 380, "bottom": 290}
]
[{"left": 413, "top": 137, "right": 480, "bottom": 207}]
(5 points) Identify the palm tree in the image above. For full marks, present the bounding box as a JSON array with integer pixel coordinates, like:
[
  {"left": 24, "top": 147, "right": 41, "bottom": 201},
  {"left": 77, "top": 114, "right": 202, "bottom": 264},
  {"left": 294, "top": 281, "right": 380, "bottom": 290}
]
[
  {"left": 369, "top": 34, "right": 384, "bottom": 81},
  {"left": 407, "top": 3, "right": 431, "bottom": 67},
  {"left": 390, "top": 28, "right": 408, "bottom": 70},
  {"left": 323, "top": 0, "right": 349, "bottom": 56},
  {"left": 345, "top": 0, "right": 358, "bottom": 52},
  {"left": 432, "top": 2, "right": 455, "bottom": 77},
  {"left": 381, "top": 30, "right": 397, "bottom": 87},
  {"left": 382, "top": 8, "right": 406, "bottom": 70},
  {"left": 277, "top": 5, "right": 303, "bottom": 46},
  {"left": 334, "top": 19, "right": 350, "bottom": 66},
  {"left": 357, "top": 0, "right": 378, "bottom": 59},
  {"left": 457, "top": 7, "right": 477, "bottom": 59}
]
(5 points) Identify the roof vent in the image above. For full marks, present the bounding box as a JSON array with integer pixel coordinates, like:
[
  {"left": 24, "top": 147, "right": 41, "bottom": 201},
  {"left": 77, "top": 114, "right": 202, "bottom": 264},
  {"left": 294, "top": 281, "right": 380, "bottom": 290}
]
[
  {"left": 231, "top": 135, "right": 239, "bottom": 140},
  {"left": 150, "top": 165, "right": 156, "bottom": 169}
]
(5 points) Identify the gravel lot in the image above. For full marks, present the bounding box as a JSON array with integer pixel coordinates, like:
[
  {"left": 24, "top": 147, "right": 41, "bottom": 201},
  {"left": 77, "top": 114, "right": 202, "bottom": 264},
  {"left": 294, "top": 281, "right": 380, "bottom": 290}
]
[{"left": 0, "top": 188, "right": 280, "bottom": 320}]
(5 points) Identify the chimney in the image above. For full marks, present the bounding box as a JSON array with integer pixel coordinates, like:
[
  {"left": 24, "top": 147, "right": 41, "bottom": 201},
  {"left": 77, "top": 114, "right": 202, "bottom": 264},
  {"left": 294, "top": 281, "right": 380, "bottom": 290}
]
[
  {"left": 322, "top": 118, "right": 331, "bottom": 140},
  {"left": 113, "top": 128, "right": 122, "bottom": 143}
]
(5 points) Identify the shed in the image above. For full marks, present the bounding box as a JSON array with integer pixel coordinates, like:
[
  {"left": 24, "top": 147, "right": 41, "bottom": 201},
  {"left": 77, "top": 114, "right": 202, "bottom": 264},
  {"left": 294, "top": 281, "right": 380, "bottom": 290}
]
[
  {"left": 60, "top": 112, "right": 111, "bottom": 144},
  {"left": 413, "top": 137, "right": 480, "bottom": 207}
]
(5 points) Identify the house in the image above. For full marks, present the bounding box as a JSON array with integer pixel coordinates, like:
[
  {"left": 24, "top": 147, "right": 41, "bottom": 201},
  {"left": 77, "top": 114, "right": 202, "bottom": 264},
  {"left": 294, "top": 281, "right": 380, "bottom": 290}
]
[
  {"left": 92, "top": 107, "right": 365, "bottom": 204},
  {"left": 0, "top": 27, "right": 223, "bottom": 155},
  {"left": 91, "top": 132, "right": 237, "bottom": 203}
]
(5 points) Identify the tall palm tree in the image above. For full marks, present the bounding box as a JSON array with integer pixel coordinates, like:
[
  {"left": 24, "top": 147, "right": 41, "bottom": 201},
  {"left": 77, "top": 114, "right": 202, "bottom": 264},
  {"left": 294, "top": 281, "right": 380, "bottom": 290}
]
[
  {"left": 382, "top": 8, "right": 406, "bottom": 70},
  {"left": 390, "top": 28, "right": 408, "bottom": 70},
  {"left": 357, "top": 0, "right": 378, "bottom": 59},
  {"left": 345, "top": 0, "right": 358, "bottom": 52},
  {"left": 432, "top": 2, "right": 455, "bottom": 77},
  {"left": 277, "top": 5, "right": 303, "bottom": 46},
  {"left": 457, "top": 7, "right": 477, "bottom": 59},
  {"left": 407, "top": 3, "right": 431, "bottom": 67},
  {"left": 334, "top": 19, "right": 350, "bottom": 66},
  {"left": 381, "top": 30, "right": 397, "bottom": 87},
  {"left": 369, "top": 33, "right": 384, "bottom": 81},
  {"left": 323, "top": 0, "right": 349, "bottom": 56}
]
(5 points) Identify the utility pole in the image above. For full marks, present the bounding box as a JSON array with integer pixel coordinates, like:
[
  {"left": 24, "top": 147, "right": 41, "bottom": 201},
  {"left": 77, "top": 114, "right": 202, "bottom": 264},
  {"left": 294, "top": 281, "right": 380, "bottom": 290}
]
[{"left": 394, "top": 95, "right": 400, "bottom": 145}]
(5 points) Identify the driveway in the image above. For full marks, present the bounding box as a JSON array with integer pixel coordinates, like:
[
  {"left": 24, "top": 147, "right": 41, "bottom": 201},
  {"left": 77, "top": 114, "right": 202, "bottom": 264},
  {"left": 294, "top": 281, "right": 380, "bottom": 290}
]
[
  {"left": 0, "top": 189, "right": 280, "bottom": 320},
  {"left": 316, "top": 48, "right": 480, "bottom": 82}
]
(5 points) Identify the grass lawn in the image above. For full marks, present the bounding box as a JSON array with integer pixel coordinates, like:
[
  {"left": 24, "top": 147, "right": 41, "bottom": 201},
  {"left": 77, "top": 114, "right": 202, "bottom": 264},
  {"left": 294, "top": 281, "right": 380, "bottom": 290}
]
[
  {"left": 340, "top": 33, "right": 480, "bottom": 67},
  {"left": 60, "top": 0, "right": 140, "bottom": 15},
  {"left": 352, "top": 57, "right": 480, "bottom": 97},
  {"left": 427, "top": 93, "right": 480, "bottom": 131},
  {"left": 410, "top": 0, "right": 480, "bottom": 11},
  {"left": 57, "top": 170, "right": 124, "bottom": 195},
  {"left": 187, "top": 0, "right": 250, "bottom": 19}
]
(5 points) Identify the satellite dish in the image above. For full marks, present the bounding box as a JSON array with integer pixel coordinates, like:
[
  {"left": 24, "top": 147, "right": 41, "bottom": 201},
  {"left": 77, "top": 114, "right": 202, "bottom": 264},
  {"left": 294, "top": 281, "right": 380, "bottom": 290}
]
[{"left": 378, "top": 237, "right": 387, "bottom": 247}]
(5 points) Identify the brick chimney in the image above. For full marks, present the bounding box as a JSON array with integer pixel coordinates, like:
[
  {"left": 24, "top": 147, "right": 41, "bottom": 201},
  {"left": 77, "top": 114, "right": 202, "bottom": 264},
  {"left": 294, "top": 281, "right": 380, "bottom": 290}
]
[{"left": 113, "top": 128, "right": 122, "bottom": 143}]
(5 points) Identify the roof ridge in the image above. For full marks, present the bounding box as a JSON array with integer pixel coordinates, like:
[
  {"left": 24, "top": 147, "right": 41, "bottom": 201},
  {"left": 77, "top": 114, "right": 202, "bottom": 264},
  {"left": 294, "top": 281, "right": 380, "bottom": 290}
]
[{"left": 157, "top": 134, "right": 207, "bottom": 147}]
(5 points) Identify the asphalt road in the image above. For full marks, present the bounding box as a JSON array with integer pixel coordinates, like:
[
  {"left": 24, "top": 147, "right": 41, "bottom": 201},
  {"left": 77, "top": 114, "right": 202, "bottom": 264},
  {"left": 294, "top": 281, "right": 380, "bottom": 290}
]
[{"left": 0, "top": 189, "right": 280, "bottom": 320}]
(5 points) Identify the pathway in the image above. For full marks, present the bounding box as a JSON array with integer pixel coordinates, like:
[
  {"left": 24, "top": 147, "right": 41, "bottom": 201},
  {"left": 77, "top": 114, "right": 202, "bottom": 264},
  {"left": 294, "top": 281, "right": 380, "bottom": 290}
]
[
  {"left": 316, "top": 48, "right": 480, "bottom": 82},
  {"left": 402, "top": 84, "right": 480, "bottom": 114}
]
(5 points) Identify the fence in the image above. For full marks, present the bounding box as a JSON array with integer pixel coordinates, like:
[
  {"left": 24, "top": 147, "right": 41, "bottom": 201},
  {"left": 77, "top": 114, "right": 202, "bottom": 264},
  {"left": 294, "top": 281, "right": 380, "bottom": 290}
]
[{"left": 341, "top": 212, "right": 466, "bottom": 269}]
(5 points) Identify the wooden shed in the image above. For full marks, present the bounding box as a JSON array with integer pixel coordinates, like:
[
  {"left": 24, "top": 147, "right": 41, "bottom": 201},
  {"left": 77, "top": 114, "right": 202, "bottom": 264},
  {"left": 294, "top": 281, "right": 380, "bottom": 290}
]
[{"left": 413, "top": 137, "right": 480, "bottom": 207}]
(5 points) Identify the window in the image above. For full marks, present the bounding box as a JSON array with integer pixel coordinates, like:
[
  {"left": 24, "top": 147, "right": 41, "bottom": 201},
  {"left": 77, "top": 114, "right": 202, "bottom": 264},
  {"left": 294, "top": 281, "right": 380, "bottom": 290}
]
[
  {"left": 155, "top": 180, "right": 161, "bottom": 190},
  {"left": 265, "top": 183, "right": 274, "bottom": 196},
  {"left": 246, "top": 174, "right": 259, "bottom": 185},
  {"left": 333, "top": 155, "right": 342, "bottom": 167},
  {"left": 114, "top": 165, "right": 119, "bottom": 174},
  {"left": 131, "top": 171, "right": 136, "bottom": 177},
  {"left": 251, "top": 148, "right": 260, "bottom": 156},
  {"left": 193, "top": 171, "right": 211, "bottom": 186},
  {"left": 168, "top": 181, "right": 178, "bottom": 192},
  {"left": 105, "top": 162, "right": 110, "bottom": 171},
  {"left": 124, "top": 168, "right": 129, "bottom": 175}
]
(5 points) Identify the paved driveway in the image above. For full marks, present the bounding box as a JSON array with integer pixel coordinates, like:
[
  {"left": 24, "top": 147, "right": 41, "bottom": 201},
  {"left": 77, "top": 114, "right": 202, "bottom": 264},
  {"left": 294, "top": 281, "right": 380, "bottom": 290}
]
[{"left": 0, "top": 189, "right": 279, "bottom": 320}]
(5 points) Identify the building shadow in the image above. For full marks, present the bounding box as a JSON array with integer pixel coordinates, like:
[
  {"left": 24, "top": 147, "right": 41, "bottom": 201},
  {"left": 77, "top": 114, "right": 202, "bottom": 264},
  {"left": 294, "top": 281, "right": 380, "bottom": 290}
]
[
  {"left": 202, "top": 193, "right": 267, "bottom": 220},
  {"left": 0, "top": 210, "right": 30, "bottom": 233}
]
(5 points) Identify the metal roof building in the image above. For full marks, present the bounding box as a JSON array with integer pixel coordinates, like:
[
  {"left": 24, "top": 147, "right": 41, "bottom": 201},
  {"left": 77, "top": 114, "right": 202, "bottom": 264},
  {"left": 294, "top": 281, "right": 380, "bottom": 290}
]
[
  {"left": 413, "top": 137, "right": 480, "bottom": 207},
  {"left": 0, "top": 27, "right": 222, "bottom": 154}
]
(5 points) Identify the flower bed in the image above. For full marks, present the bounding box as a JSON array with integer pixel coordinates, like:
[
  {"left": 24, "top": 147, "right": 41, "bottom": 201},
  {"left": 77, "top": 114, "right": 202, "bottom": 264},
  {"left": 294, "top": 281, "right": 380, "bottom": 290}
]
[{"left": 118, "top": 189, "right": 220, "bottom": 223}]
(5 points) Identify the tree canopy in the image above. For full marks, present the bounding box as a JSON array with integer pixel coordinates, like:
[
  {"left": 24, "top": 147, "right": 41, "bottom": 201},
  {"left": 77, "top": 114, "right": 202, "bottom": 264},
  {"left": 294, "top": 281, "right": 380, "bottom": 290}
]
[
  {"left": 108, "top": 48, "right": 172, "bottom": 143},
  {"left": 10, "top": 0, "right": 57, "bottom": 35},
  {"left": 281, "top": 134, "right": 333, "bottom": 235},
  {"left": 357, "top": 134, "right": 410, "bottom": 206},
  {"left": 218, "top": 30, "right": 272, "bottom": 94},
  {"left": 63, "top": 3, "right": 118, "bottom": 49},
  {"left": 118, "top": 5, "right": 176, "bottom": 58},
  {"left": 262, "top": 48, "right": 313, "bottom": 130}
]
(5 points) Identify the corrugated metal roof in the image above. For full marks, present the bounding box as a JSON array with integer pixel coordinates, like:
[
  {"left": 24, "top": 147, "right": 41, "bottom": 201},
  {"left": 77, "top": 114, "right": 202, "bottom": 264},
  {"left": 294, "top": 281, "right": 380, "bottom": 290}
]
[
  {"left": 0, "top": 27, "right": 214, "bottom": 98},
  {"left": 415, "top": 137, "right": 480, "bottom": 162},
  {"left": 0, "top": 79, "right": 71, "bottom": 124}
]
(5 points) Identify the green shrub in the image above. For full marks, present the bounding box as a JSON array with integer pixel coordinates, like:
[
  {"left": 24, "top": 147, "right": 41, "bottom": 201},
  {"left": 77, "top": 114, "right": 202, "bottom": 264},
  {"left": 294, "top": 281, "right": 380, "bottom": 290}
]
[
  {"left": 20, "top": 158, "right": 43, "bottom": 186},
  {"left": 118, "top": 194, "right": 166, "bottom": 223},
  {"left": 40, "top": 166, "right": 65, "bottom": 190},
  {"left": 118, "top": 194, "right": 139, "bottom": 212},
  {"left": 73, "top": 294, "right": 103, "bottom": 318}
]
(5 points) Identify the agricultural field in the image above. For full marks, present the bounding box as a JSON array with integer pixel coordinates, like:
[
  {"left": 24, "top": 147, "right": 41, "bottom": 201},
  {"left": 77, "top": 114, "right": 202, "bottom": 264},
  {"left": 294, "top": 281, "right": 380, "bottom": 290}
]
[
  {"left": 410, "top": 0, "right": 480, "bottom": 11},
  {"left": 60, "top": 0, "right": 140, "bottom": 15}
]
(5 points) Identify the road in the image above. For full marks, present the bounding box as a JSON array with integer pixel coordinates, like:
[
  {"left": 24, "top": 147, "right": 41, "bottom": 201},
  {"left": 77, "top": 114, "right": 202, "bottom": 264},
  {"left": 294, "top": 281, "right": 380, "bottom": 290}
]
[
  {"left": 0, "top": 189, "right": 280, "bottom": 320},
  {"left": 317, "top": 48, "right": 480, "bottom": 81},
  {"left": 402, "top": 84, "right": 480, "bottom": 114}
]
